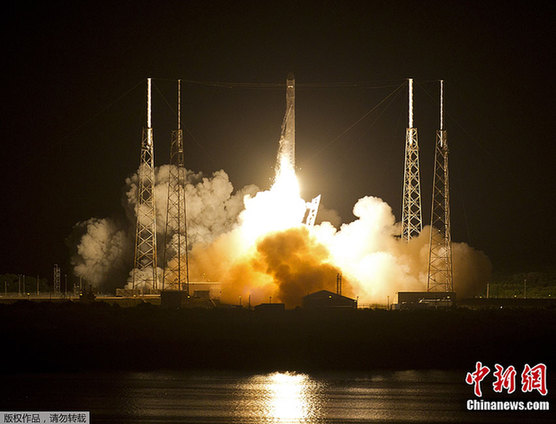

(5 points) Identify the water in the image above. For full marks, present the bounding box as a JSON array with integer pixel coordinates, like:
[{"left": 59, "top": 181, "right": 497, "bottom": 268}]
[{"left": 1, "top": 370, "right": 553, "bottom": 423}]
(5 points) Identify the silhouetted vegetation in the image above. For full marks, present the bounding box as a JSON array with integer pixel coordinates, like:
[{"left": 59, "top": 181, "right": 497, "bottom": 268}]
[{"left": 488, "top": 270, "right": 556, "bottom": 298}]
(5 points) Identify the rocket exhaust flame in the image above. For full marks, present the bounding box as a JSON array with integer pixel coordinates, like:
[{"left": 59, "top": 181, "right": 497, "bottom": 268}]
[{"left": 71, "top": 162, "right": 490, "bottom": 306}]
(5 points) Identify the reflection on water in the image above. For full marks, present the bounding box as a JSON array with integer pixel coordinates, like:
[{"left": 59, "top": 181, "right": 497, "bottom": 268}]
[
  {"left": 1, "top": 370, "right": 553, "bottom": 423},
  {"left": 238, "top": 372, "right": 323, "bottom": 422}
]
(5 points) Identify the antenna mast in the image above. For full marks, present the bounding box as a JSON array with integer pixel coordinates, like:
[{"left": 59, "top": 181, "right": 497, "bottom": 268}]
[
  {"left": 401, "top": 78, "right": 423, "bottom": 240},
  {"left": 162, "top": 79, "right": 190, "bottom": 296},
  {"left": 427, "top": 80, "right": 453, "bottom": 292},
  {"left": 133, "top": 78, "right": 158, "bottom": 291}
]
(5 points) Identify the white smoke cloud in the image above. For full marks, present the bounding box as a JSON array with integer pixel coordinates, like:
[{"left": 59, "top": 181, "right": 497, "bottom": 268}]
[
  {"left": 187, "top": 187, "right": 490, "bottom": 306},
  {"left": 72, "top": 164, "right": 490, "bottom": 302},
  {"left": 72, "top": 167, "right": 258, "bottom": 291},
  {"left": 125, "top": 166, "right": 258, "bottom": 245},
  {"left": 310, "top": 196, "right": 490, "bottom": 305},
  {"left": 70, "top": 218, "right": 132, "bottom": 290}
]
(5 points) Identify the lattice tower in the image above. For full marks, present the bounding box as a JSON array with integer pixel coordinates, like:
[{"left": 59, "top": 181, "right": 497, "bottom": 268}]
[
  {"left": 162, "top": 80, "right": 190, "bottom": 295},
  {"left": 427, "top": 80, "right": 453, "bottom": 292},
  {"left": 133, "top": 78, "right": 158, "bottom": 290},
  {"left": 401, "top": 78, "right": 423, "bottom": 240}
]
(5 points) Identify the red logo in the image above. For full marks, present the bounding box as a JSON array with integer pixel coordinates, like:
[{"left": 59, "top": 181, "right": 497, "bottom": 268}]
[
  {"left": 466, "top": 361, "right": 490, "bottom": 397},
  {"left": 493, "top": 364, "right": 517, "bottom": 394},
  {"left": 521, "top": 363, "right": 548, "bottom": 396},
  {"left": 466, "top": 362, "right": 548, "bottom": 397}
]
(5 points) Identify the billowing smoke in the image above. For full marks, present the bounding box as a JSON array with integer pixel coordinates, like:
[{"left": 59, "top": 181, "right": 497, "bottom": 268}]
[
  {"left": 311, "top": 196, "right": 427, "bottom": 304},
  {"left": 70, "top": 218, "right": 131, "bottom": 292},
  {"left": 71, "top": 168, "right": 258, "bottom": 290},
  {"left": 311, "top": 196, "right": 491, "bottom": 305},
  {"left": 187, "top": 193, "right": 490, "bottom": 307},
  {"left": 189, "top": 226, "right": 350, "bottom": 307},
  {"left": 124, "top": 166, "right": 259, "bottom": 246},
  {"left": 71, "top": 158, "right": 490, "bottom": 304},
  {"left": 256, "top": 227, "right": 348, "bottom": 305}
]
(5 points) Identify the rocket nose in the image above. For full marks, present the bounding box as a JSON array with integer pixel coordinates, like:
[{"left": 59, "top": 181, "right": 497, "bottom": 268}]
[{"left": 287, "top": 72, "right": 295, "bottom": 81}]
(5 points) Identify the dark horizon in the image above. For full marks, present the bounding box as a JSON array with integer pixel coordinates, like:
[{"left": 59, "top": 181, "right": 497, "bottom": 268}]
[{"left": 2, "top": 1, "right": 555, "bottom": 281}]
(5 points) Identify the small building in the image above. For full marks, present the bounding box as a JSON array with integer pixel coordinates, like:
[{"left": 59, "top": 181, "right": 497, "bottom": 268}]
[
  {"left": 397, "top": 291, "right": 456, "bottom": 310},
  {"left": 302, "top": 290, "right": 357, "bottom": 310}
]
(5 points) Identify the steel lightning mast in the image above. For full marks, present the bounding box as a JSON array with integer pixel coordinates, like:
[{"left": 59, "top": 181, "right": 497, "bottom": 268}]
[
  {"left": 401, "top": 78, "right": 423, "bottom": 241},
  {"left": 132, "top": 78, "right": 158, "bottom": 291},
  {"left": 427, "top": 80, "right": 453, "bottom": 292},
  {"left": 162, "top": 80, "right": 190, "bottom": 295}
]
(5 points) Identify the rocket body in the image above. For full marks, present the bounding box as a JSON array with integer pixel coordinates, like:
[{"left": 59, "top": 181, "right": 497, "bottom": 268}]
[{"left": 278, "top": 73, "right": 295, "bottom": 171}]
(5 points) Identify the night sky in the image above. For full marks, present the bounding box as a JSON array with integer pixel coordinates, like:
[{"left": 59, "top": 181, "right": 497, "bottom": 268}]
[{"left": 2, "top": 1, "right": 555, "bottom": 280}]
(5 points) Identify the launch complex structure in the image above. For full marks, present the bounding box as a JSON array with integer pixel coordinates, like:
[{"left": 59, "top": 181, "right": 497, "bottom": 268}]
[
  {"left": 402, "top": 78, "right": 454, "bottom": 294},
  {"left": 132, "top": 78, "right": 158, "bottom": 291},
  {"left": 131, "top": 76, "right": 454, "bottom": 298}
]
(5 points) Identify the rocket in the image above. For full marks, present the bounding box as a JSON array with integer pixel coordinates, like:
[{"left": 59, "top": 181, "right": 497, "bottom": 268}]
[{"left": 277, "top": 73, "right": 295, "bottom": 171}]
